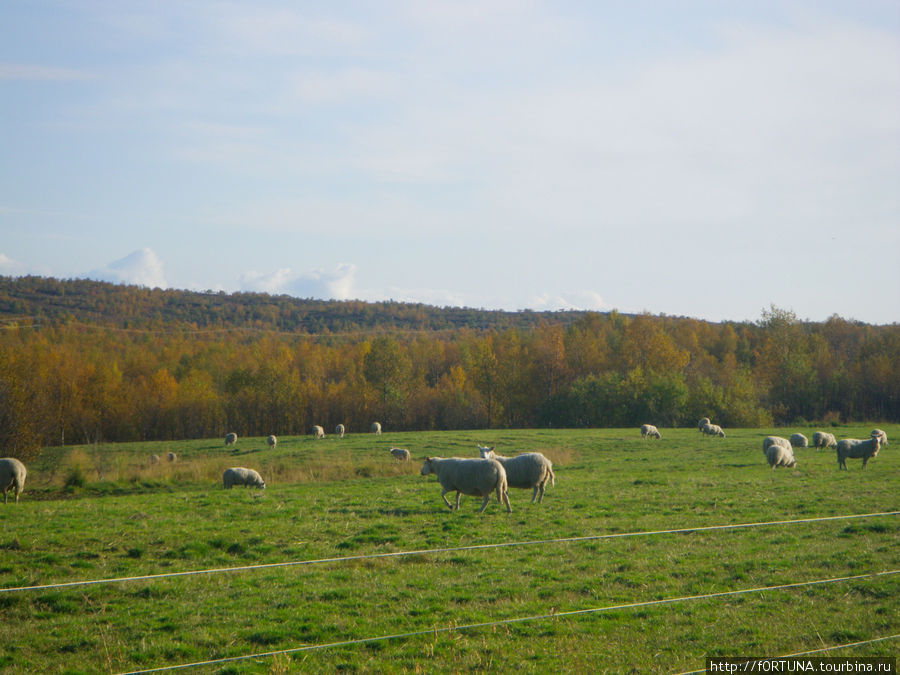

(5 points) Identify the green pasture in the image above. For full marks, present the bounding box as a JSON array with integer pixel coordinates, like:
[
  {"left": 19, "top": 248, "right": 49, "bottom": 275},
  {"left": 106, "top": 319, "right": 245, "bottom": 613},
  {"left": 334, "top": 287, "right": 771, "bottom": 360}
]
[{"left": 1, "top": 425, "right": 898, "bottom": 673}]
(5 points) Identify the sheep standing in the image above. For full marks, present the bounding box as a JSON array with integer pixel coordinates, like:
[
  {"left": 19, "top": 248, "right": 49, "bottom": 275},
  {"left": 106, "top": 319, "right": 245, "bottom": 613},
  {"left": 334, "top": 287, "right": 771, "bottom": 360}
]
[
  {"left": 477, "top": 445, "right": 555, "bottom": 504},
  {"left": 766, "top": 444, "right": 797, "bottom": 469},
  {"left": 149, "top": 454, "right": 160, "bottom": 465},
  {"left": 371, "top": 422, "right": 382, "bottom": 435},
  {"left": 420, "top": 457, "right": 511, "bottom": 513},
  {"left": 789, "top": 433, "right": 809, "bottom": 448},
  {"left": 697, "top": 418, "right": 711, "bottom": 431},
  {"left": 222, "top": 467, "right": 266, "bottom": 489},
  {"left": 640, "top": 424, "right": 661, "bottom": 440},
  {"left": 312, "top": 425, "right": 325, "bottom": 439},
  {"left": 225, "top": 433, "right": 238, "bottom": 446},
  {"left": 267, "top": 435, "right": 277, "bottom": 449},
  {"left": 871, "top": 429, "right": 889, "bottom": 446},
  {"left": 389, "top": 447, "right": 410, "bottom": 461},
  {"left": 811, "top": 431, "right": 837, "bottom": 451},
  {"left": 335, "top": 424, "right": 345, "bottom": 438},
  {"left": 0, "top": 458, "right": 27, "bottom": 504},
  {"left": 166, "top": 452, "right": 177, "bottom": 463},
  {"left": 702, "top": 423, "right": 726, "bottom": 438},
  {"left": 836, "top": 433, "right": 882, "bottom": 470}
]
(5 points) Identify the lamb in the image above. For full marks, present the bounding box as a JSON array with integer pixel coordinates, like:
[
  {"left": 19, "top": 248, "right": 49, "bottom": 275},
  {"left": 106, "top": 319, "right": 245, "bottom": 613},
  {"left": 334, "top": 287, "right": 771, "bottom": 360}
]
[
  {"left": 477, "top": 445, "right": 555, "bottom": 504},
  {"left": 225, "top": 433, "right": 238, "bottom": 446},
  {"left": 0, "top": 458, "right": 27, "bottom": 504},
  {"left": 267, "top": 435, "right": 277, "bottom": 449},
  {"left": 697, "top": 418, "right": 711, "bottom": 431},
  {"left": 335, "top": 424, "right": 345, "bottom": 438},
  {"left": 836, "top": 433, "right": 882, "bottom": 470},
  {"left": 640, "top": 424, "right": 661, "bottom": 440},
  {"left": 222, "top": 467, "right": 266, "bottom": 489},
  {"left": 762, "top": 436, "right": 792, "bottom": 455},
  {"left": 789, "top": 433, "right": 808, "bottom": 448},
  {"left": 702, "top": 423, "right": 726, "bottom": 438},
  {"left": 811, "top": 431, "right": 837, "bottom": 450},
  {"left": 420, "top": 456, "right": 511, "bottom": 513},
  {"left": 871, "top": 429, "right": 888, "bottom": 446},
  {"left": 166, "top": 452, "right": 177, "bottom": 462},
  {"left": 765, "top": 444, "right": 797, "bottom": 469},
  {"left": 371, "top": 422, "right": 382, "bottom": 435},
  {"left": 389, "top": 447, "right": 410, "bottom": 461},
  {"left": 312, "top": 425, "right": 325, "bottom": 439}
]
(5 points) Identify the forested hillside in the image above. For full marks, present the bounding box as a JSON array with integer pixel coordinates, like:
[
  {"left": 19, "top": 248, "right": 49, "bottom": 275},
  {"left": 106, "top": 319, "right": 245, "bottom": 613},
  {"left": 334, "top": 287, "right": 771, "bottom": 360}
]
[{"left": 1, "top": 276, "right": 897, "bottom": 457}]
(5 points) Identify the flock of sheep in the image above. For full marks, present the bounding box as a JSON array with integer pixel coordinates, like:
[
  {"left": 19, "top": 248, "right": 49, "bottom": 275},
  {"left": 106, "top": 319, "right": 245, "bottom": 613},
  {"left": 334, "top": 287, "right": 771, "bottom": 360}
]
[
  {"left": 0, "top": 422, "right": 888, "bottom": 509},
  {"left": 639, "top": 419, "right": 887, "bottom": 472}
]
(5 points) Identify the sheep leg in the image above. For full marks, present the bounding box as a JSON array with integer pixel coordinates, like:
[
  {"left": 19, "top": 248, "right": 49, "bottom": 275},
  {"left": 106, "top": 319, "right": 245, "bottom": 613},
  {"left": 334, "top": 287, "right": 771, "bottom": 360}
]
[
  {"left": 478, "top": 495, "right": 490, "bottom": 513},
  {"left": 440, "top": 489, "right": 454, "bottom": 510}
]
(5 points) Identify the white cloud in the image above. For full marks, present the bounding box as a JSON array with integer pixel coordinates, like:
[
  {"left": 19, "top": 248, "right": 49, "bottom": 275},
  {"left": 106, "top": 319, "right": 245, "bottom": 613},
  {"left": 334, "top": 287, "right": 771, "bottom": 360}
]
[
  {"left": 240, "top": 263, "right": 357, "bottom": 300},
  {"left": 529, "top": 292, "right": 608, "bottom": 312},
  {"left": 87, "top": 248, "right": 168, "bottom": 289},
  {"left": 0, "top": 253, "right": 29, "bottom": 276}
]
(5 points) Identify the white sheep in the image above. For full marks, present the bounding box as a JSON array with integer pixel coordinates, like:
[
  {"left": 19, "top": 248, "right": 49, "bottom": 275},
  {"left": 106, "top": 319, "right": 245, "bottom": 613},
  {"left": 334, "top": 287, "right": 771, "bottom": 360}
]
[
  {"left": 225, "top": 433, "right": 238, "bottom": 446},
  {"left": 640, "top": 424, "right": 661, "bottom": 440},
  {"left": 222, "top": 467, "right": 266, "bottom": 489},
  {"left": 811, "top": 431, "right": 837, "bottom": 451},
  {"left": 836, "top": 433, "right": 882, "bottom": 470},
  {"left": 789, "top": 433, "right": 809, "bottom": 448},
  {"left": 697, "top": 418, "right": 711, "bottom": 431},
  {"left": 702, "top": 423, "right": 726, "bottom": 438},
  {"left": 0, "top": 458, "right": 27, "bottom": 504},
  {"left": 420, "top": 456, "right": 511, "bottom": 513},
  {"left": 312, "top": 425, "right": 325, "bottom": 439},
  {"left": 167, "top": 452, "right": 177, "bottom": 463},
  {"left": 335, "top": 424, "right": 345, "bottom": 438},
  {"left": 389, "top": 447, "right": 410, "bottom": 461},
  {"left": 149, "top": 454, "right": 160, "bottom": 464},
  {"left": 371, "top": 422, "right": 382, "bottom": 435},
  {"left": 870, "top": 429, "right": 888, "bottom": 446},
  {"left": 477, "top": 445, "right": 555, "bottom": 504},
  {"left": 762, "top": 436, "right": 792, "bottom": 455},
  {"left": 267, "top": 435, "right": 277, "bottom": 449},
  {"left": 765, "top": 444, "right": 797, "bottom": 469}
]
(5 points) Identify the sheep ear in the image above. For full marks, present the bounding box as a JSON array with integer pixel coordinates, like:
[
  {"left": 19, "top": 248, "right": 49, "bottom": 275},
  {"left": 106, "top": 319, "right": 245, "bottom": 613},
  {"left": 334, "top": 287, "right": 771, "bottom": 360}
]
[{"left": 489, "top": 447, "right": 494, "bottom": 451}]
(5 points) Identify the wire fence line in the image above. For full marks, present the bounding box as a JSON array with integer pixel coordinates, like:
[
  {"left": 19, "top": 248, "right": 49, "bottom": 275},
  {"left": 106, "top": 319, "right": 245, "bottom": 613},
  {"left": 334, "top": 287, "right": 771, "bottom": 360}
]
[
  {"left": 671, "top": 634, "right": 900, "bottom": 675},
  {"left": 3, "top": 510, "right": 897, "bottom": 595},
  {"left": 115, "top": 569, "right": 900, "bottom": 674}
]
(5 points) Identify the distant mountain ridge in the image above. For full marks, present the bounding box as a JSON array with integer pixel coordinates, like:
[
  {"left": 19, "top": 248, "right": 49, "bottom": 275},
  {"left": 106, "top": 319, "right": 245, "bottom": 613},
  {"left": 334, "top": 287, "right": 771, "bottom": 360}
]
[{"left": 0, "top": 275, "right": 604, "bottom": 334}]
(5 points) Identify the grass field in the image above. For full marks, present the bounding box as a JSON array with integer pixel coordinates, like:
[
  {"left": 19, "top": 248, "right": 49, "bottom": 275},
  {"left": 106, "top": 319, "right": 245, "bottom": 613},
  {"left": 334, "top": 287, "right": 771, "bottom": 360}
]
[{"left": 1, "top": 425, "right": 898, "bottom": 674}]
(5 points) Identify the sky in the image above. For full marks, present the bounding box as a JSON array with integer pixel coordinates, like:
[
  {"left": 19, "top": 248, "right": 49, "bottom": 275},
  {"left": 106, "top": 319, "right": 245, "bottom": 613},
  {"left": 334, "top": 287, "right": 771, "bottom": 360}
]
[{"left": 1, "top": 1, "right": 899, "bottom": 325}]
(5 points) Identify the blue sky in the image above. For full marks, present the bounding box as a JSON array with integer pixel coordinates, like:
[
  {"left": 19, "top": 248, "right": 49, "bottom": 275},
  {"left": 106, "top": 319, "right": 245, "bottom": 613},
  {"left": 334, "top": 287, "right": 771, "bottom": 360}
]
[{"left": 2, "top": 1, "right": 898, "bottom": 323}]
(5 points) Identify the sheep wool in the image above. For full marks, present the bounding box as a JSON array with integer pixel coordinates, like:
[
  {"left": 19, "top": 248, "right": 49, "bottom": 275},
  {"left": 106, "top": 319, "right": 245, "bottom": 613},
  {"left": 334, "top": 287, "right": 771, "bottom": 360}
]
[{"left": 420, "top": 456, "right": 511, "bottom": 513}]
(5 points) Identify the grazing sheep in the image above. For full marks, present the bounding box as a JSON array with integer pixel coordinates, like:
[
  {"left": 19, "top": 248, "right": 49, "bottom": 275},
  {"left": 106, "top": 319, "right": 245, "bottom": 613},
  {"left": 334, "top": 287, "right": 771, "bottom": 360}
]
[
  {"left": 222, "top": 467, "right": 266, "bottom": 489},
  {"left": 477, "top": 445, "right": 555, "bottom": 504},
  {"left": 389, "top": 447, "right": 411, "bottom": 461},
  {"left": 371, "top": 422, "right": 382, "bottom": 435},
  {"left": 702, "top": 423, "right": 726, "bottom": 438},
  {"left": 697, "top": 418, "right": 711, "bottom": 431},
  {"left": 765, "top": 444, "right": 797, "bottom": 469},
  {"left": 871, "top": 429, "right": 888, "bottom": 446},
  {"left": 811, "top": 431, "right": 837, "bottom": 451},
  {"left": 335, "top": 424, "right": 345, "bottom": 438},
  {"left": 762, "top": 436, "right": 792, "bottom": 456},
  {"left": 225, "top": 433, "right": 238, "bottom": 446},
  {"left": 640, "top": 424, "right": 661, "bottom": 440},
  {"left": 312, "top": 425, "right": 325, "bottom": 439},
  {"left": 790, "top": 433, "right": 809, "bottom": 448},
  {"left": 166, "top": 452, "right": 177, "bottom": 463},
  {"left": 149, "top": 454, "right": 160, "bottom": 464},
  {"left": 0, "top": 458, "right": 27, "bottom": 504},
  {"left": 836, "top": 433, "right": 882, "bottom": 470},
  {"left": 420, "top": 456, "right": 511, "bottom": 513},
  {"left": 267, "top": 435, "right": 277, "bottom": 449}
]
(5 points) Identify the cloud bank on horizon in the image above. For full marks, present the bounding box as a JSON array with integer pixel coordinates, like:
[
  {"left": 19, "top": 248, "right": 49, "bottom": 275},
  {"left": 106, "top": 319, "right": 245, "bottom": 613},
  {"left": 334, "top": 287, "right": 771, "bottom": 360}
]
[{"left": 1, "top": 1, "right": 898, "bottom": 323}]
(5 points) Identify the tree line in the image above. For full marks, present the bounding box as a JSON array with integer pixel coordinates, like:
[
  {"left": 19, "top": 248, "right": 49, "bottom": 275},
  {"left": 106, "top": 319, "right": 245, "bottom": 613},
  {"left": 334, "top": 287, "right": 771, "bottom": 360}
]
[{"left": 1, "top": 278, "right": 898, "bottom": 459}]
